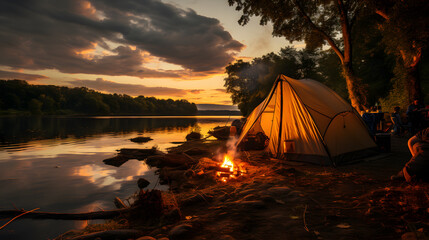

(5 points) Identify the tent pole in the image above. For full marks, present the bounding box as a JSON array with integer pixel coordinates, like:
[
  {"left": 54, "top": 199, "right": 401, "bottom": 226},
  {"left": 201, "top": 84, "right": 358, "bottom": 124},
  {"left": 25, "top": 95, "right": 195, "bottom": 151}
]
[{"left": 277, "top": 79, "right": 284, "bottom": 159}]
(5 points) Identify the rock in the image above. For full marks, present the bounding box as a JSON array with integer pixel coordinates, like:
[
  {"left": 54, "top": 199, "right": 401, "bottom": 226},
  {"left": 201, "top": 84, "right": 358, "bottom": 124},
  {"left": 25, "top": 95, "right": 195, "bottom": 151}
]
[
  {"left": 146, "top": 155, "right": 165, "bottom": 166},
  {"left": 136, "top": 236, "right": 156, "bottom": 240},
  {"left": 130, "top": 136, "right": 153, "bottom": 143},
  {"left": 169, "top": 224, "right": 192, "bottom": 240},
  {"left": 138, "top": 178, "right": 150, "bottom": 189},
  {"left": 103, "top": 155, "right": 130, "bottom": 167},
  {"left": 146, "top": 154, "right": 197, "bottom": 168},
  {"left": 184, "top": 148, "right": 208, "bottom": 156},
  {"left": 186, "top": 132, "right": 201, "bottom": 141},
  {"left": 118, "top": 147, "right": 160, "bottom": 160}
]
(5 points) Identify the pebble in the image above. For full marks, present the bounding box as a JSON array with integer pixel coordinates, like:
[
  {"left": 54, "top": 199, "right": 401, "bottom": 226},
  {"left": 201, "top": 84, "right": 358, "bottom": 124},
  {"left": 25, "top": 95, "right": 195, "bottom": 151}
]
[{"left": 169, "top": 224, "right": 192, "bottom": 240}]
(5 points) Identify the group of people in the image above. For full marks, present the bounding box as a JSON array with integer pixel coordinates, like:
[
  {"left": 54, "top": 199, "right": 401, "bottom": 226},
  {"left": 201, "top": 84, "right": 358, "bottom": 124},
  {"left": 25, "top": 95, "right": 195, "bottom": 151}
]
[
  {"left": 391, "top": 99, "right": 429, "bottom": 136},
  {"left": 389, "top": 99, "right": 429, "bottom": 182}
]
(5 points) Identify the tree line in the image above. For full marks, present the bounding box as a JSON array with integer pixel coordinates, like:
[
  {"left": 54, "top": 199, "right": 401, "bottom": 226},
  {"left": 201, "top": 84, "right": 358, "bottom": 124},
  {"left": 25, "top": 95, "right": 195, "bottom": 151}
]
[
  {"left": 0, "top": 80, "right": 197, "bottom": 116},
  {"left": 226, "top": 0, "right": 428, "bottom": 114}
]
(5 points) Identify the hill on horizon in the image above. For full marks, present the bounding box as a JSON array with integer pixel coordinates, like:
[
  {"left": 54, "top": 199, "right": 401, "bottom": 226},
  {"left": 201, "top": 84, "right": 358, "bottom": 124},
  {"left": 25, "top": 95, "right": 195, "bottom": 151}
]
[{"left": 196, "top": 104, "right": 239, "bottom": 111}]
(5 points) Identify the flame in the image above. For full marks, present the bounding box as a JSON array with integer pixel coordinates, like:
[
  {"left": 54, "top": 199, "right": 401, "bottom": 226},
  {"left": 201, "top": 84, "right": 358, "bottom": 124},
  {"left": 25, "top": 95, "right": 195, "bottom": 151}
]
[
  {"left": 217, "top": 154, "right": 236, "bottom": 182},
  {"left": 221, "top": 155, "right": 234, "bottom": 172}
]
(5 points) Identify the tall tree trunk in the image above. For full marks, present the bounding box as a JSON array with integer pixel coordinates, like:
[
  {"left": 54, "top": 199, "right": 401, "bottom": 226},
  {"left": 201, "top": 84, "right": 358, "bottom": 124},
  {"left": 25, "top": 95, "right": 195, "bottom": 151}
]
[
  {"left": 405, "top": 63, "right": 422, "bottom": 103},
  {"left": 337, "top": 0, "right": 368, "bottom": 111},
  {"left": 400, "top": 49, "right": 423, "bottom": 103},
  {"left": 342, "top": 62, "right": 368, "bottom": 111}
]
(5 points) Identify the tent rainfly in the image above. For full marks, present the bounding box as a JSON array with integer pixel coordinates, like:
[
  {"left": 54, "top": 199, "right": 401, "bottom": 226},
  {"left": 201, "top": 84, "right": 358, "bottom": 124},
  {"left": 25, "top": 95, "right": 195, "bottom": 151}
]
[{"left": 236, "top": 75, "right": 377, "bottom": 166}]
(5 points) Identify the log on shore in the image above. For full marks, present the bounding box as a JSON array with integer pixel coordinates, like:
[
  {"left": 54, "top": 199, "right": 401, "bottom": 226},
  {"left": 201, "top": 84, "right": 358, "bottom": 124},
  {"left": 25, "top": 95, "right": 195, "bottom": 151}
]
[{"left": 0, "top": 206, "right": 139, "bottom": 220}]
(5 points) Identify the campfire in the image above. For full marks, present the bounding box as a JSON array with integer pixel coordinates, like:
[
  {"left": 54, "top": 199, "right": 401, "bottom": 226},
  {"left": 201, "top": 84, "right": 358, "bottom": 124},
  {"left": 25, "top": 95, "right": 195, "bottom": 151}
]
[{"left": 216, "top": 153, "right": 246, "bottom": 182}]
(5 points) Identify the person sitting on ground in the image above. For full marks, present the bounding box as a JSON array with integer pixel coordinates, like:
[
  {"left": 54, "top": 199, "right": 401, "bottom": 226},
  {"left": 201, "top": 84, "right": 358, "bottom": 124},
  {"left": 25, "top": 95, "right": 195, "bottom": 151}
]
[
  {"left": 391, "top": 106, "right": 403, "bottom": 136},
  {"left": 391, "top": 127, "right": 429, "bottom": 182}
]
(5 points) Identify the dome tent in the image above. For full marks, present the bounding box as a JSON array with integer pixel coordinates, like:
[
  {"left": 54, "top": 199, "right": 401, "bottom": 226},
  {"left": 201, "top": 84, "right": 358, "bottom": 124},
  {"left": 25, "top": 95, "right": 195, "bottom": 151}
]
[{"left": 236, "top": 75, "right": 377, "bottom": 166}]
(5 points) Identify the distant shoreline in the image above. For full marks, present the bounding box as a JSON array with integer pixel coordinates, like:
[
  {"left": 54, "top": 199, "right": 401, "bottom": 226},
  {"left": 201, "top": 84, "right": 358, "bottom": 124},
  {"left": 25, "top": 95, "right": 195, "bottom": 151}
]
[{"left": 0, "top": 110, "right": 243, "bottom": 117}]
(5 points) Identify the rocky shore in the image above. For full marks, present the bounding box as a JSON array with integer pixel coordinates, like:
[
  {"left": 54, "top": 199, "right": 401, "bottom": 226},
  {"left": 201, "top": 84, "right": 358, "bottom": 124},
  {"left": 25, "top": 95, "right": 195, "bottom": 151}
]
[{"left": 55, "top": 136, "right": 429, "bottom": 240}]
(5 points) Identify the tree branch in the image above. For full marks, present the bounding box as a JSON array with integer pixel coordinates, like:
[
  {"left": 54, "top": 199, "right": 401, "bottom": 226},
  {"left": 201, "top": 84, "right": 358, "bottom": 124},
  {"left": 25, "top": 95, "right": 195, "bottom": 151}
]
[
  {"left": 293, "top": 0, "right": 344, "bottom": 64},
  {"left": 337, "top": 0, "right": 352, "bottom": 64}
]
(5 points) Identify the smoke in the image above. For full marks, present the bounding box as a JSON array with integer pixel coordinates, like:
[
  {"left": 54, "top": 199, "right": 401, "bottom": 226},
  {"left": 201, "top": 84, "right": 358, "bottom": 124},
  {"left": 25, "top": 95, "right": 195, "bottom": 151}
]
[{"left": 226, "top": 135, "right": 239, "bottom": 159}]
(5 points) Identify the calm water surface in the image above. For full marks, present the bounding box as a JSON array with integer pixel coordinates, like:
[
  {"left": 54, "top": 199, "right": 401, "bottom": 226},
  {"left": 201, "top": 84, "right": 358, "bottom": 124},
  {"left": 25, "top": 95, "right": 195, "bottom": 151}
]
[{"left": 0, "top": 116, "right": 239, "bottom": 240}]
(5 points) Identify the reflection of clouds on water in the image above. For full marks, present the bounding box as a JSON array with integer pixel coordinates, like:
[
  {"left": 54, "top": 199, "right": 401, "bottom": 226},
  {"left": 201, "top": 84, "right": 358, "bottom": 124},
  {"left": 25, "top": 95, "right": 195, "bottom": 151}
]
[
  {"left": 73, "top": 164, "right": 119, "bottom": 188},
  {"left": 0, "top": 116, "right": 238, "bottom": 240}
]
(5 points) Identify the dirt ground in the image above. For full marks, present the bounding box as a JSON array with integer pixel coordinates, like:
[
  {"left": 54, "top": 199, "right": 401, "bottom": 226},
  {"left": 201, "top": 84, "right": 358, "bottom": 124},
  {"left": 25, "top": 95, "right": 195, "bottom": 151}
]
[{"left": 57, "top": 135, "right": 429, "bottom": 240}]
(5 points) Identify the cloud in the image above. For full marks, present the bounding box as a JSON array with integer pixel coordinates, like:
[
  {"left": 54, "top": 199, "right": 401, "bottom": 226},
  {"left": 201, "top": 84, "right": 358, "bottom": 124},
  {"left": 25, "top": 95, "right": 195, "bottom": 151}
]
[
  {"left": 68, "top": 78, "right": 188, "bottom": 96},
  {"left": 0, "top": 70, "right": 48, "bottom": 81},
  {"left": 214, "top": 88, "right": 227, "bottom": 93},
  {"left": 189, "top": 89, "right": 203, "bottom": 94},
  {"left": 0, "top": 0, "right": 244, "bottom": 78}
]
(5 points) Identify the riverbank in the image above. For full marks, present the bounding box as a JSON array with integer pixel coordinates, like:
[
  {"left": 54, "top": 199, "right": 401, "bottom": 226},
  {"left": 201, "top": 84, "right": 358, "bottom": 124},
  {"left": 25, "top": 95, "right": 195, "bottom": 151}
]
[{"left": 54, "top": 135, "right": 428, "bottom": 240}]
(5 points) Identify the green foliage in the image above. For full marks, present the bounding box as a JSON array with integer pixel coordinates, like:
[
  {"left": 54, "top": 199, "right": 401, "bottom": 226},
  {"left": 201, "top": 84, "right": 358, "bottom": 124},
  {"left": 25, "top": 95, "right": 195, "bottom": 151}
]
[
  {"left": 0, "top": 80, "right": 198, "bottom": 116},
  {"left": 228, "top": 0, "right": 351, "bottom": 49}
]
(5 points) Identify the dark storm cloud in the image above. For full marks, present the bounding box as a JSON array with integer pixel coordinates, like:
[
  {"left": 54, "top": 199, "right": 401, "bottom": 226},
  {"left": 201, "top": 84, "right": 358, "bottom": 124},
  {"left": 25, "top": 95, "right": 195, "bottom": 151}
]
[
  {"left": 0, "top": 70, "right": 48, "bottom": 81},
  {"left": 68, "top": 78, "right": 188, "bottom": 96},
  {"left": 0, "top": 0, "right": 244, "bottom": 78}
]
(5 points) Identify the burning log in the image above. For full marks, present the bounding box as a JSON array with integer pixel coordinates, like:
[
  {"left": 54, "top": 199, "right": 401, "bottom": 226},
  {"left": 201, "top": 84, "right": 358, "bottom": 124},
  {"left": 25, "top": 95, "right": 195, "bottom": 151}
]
[{"left": 216, "top": 153, "right": 247, "bottom": 182}]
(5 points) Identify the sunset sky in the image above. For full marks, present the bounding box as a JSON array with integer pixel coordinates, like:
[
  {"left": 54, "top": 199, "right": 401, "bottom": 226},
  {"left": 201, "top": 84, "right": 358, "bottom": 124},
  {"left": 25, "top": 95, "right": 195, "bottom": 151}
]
[{"left": 0, "top": 0, "right": 299, "bottom": 107}]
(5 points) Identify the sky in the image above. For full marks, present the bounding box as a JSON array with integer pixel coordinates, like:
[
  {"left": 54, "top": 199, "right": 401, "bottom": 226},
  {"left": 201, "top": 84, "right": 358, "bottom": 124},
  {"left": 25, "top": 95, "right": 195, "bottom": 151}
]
[{"left": 0, "top": 0, "right": 298, "bottom": 107}]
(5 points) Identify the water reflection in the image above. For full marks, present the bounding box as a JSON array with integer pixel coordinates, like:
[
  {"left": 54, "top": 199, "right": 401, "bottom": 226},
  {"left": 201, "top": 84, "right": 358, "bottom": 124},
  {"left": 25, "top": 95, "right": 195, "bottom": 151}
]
[
  {"left": 0, "top": 116, "right": 198, "bottom": 147},
  {"left": 0, "top": 116, "right": 239, "bottom": 240}
]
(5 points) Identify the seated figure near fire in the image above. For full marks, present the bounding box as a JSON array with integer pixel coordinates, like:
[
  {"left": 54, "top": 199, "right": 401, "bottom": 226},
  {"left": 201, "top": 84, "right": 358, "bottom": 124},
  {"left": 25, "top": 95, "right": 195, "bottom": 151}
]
[{"left": 391, "top": 127, "right": 429, "bottom": 182}]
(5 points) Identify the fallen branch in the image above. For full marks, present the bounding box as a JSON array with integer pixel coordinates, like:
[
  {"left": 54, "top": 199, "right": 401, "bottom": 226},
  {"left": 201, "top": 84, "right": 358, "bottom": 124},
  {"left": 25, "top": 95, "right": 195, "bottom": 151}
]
[
  {"left": 0, "top": 206, "right": 139, "bottom": 220},
  {"left": 0, "top": 207, "right": 40, "bottom": 230}
]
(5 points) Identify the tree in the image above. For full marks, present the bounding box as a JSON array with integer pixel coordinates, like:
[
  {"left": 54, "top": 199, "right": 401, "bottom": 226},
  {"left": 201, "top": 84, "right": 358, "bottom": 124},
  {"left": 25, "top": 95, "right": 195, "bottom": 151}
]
[
  {"left": 367, "top": 0, "right": 428, "bottom": 103},
  {"left": 28, "top": 98, "right": 42, "bottom": 115},
  {"left": 228, "top": 0, "right": 369, "bottom": 110}
]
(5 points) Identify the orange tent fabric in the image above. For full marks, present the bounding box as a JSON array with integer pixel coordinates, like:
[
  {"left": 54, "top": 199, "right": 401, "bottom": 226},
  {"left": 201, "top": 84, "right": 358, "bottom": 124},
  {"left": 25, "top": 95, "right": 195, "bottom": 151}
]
[{"left": 236, "top": 75, "right": 377, "bottom": 166}]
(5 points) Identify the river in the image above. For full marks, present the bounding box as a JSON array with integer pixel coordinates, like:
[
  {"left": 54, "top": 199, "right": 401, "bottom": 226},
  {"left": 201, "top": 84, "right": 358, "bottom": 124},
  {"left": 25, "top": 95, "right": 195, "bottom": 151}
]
[{"left": 0, "top": 115, "right": 240, "bottom": 240}]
